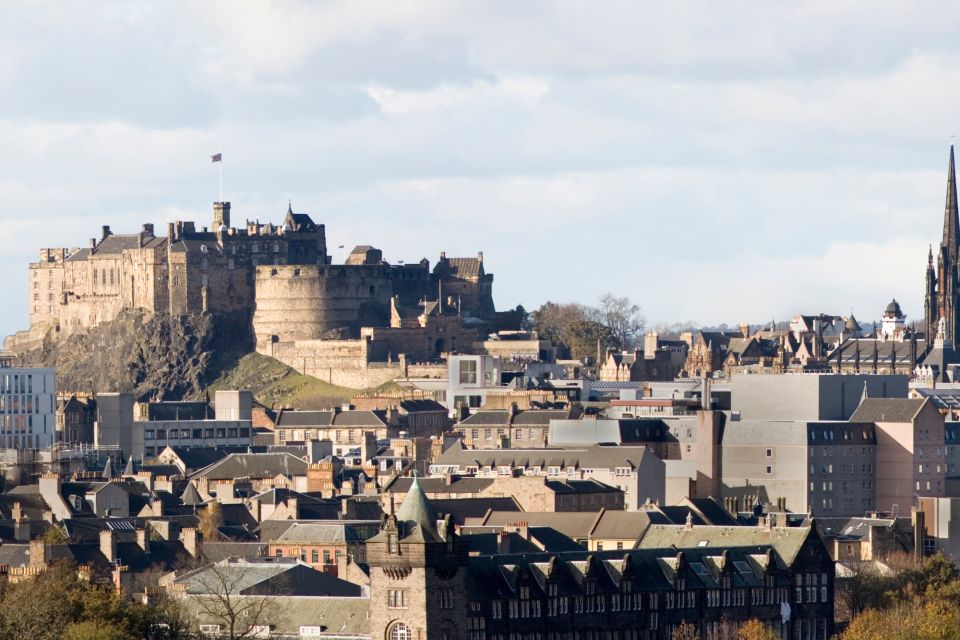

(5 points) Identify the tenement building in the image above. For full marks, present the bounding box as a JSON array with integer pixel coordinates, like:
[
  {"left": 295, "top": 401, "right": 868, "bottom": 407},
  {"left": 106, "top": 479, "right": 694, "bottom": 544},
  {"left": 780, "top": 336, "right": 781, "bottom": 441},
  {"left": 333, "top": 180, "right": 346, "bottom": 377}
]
[{"left": 366, "top": 477, "right": 835, "bottom": 640}]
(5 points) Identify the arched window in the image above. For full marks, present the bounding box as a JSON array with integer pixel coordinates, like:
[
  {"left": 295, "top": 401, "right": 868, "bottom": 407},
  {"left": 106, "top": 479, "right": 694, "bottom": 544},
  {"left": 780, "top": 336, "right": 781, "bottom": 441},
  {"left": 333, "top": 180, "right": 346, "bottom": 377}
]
[{"left": 388, "top": 622, "right": 412, "bottom": 640}]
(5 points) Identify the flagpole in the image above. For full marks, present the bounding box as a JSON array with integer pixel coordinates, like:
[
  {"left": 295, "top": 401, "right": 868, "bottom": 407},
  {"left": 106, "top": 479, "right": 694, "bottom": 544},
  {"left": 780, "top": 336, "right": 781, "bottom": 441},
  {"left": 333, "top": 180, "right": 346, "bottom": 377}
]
[{"left": 218, "top": 153, "right": 223, "bottom": 202}]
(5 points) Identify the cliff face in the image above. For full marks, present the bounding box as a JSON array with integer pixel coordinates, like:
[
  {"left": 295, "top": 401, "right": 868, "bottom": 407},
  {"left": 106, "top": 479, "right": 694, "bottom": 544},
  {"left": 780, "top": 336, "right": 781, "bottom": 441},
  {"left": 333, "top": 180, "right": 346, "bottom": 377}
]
[{"left": 14, "top": 310, "right": 253, "bottom": 401}]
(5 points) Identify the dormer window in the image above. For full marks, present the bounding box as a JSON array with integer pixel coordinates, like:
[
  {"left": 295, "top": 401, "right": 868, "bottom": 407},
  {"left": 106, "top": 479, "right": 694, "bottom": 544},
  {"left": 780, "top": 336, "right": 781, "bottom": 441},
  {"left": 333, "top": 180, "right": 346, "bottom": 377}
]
[{"left": 387, "top": 533, "right": 398, "bottom": 554}]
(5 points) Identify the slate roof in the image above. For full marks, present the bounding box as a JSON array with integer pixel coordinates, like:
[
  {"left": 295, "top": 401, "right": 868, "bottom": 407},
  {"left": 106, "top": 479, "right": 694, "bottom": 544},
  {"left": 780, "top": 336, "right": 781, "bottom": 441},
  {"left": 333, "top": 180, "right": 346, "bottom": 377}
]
[
  {"left": 0, "top": 485, "right": 50, "bottom": 520},
  {"left": 0, "top": 543, "right": 29, "bottom": 568},
  {"left": 828, "top": 338, "right": 922, "bottom": 366},
  {"left": 512, "top": 409, "right": 574, "bottom": 426},
  {"left": 64, "top": 248, "right": 91, "bottom": 262},
  {"left": 635, "top": 524, "right": 812, "bottom": 566},
  {"left": 916, "top": 388, "right": 960, "bottom": 410},
  {"left": 399, "top": 399, "right": 447, "bottom": 413},
  {"left": 588, "top": 510, "right": 656, "bottom": 540},
  {"left": 461, "top": 528, "right": 583, "bottom": 554},
  {"left": 176, "top": 557, "right": 362, "bottom": 597},
  {"left": 169, "top": 235, "right": 221, "bottom": 254},
  {"left": 460, "top": 411, "right": 511, "bottom": 426},
  {"left": 165, "top": 446, "right": 249, "bottom": 473},
  {"left": 276, "top": 410, "right": 334, "bottom": 427},
  {"left": 462, "top": 536, "right": 812, "bottom": 601},
  {"left": 190, "top": 452, "right": 308, "bottom": 481},
  {"left": 429, "top": 497, "right": 522, "bottom": 525},
  {"left": 386, "top": 476, "right": 495, "bottom": 494},
  {"left": 271, "top": 521, "right": 381, "bottom": 545},
  {"left": 544, "top": 479, "right": 622, "bottom": 494},
  {"left": 445, "top": 257, "right": 483, "bottom": 278},
  {"left": 180, "top": 482, "right": 204, "bottom": 506},
  {"left": 334, "top": 410, "right": 389, "bottom": 427},
  {"left": 684, "top": 497, "right": 739, "bottom": 526},
  {"left": 850, "top": 398, "right": 927, "bottom": 423},
  {"left": 471, "top": 511, "right": 602, "bottom": 540},
  {"left": 91, "top": 233, "right": 165, "bottom": 255}
]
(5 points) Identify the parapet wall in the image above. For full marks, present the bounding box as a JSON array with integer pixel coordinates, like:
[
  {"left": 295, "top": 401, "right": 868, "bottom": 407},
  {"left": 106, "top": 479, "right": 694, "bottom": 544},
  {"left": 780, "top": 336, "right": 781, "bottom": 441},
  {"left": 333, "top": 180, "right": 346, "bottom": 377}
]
[{"left": 260, "top": 337, "right": 400, "bottom": 388}]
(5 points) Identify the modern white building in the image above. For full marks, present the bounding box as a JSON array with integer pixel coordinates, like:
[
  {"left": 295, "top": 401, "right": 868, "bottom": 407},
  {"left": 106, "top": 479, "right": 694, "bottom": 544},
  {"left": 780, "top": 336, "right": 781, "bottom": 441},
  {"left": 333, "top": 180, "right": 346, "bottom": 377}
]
[{"left": 0, "top": 356, "right": 56, "bottom": 449}]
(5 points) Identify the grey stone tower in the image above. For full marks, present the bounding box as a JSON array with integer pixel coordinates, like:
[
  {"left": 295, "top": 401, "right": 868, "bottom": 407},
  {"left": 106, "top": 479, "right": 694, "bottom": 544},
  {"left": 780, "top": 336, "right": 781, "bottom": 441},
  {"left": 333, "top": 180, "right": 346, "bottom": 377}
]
[{"left": 365, "top": 477, "right": 469, "bottom": 640}]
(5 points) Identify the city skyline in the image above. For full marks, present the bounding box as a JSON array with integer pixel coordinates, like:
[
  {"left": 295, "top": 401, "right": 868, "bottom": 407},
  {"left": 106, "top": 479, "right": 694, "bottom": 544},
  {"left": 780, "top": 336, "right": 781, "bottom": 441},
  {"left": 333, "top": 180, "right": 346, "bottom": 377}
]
[{"left": 3, "top": 2, "right": 960, "bottom": 338}]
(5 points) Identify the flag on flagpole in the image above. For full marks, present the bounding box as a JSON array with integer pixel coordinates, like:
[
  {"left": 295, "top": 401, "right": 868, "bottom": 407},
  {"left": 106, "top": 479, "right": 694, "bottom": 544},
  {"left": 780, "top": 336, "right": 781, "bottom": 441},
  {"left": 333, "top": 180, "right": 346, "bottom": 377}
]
[{"left": 211, "top": 153, "right": 222, "bottom": 162}]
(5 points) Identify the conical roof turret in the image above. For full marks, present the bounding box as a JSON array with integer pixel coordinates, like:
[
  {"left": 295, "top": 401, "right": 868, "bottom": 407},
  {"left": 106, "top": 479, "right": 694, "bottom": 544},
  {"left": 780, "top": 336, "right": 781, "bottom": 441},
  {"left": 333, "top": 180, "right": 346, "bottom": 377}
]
[{"left": 395, "top": 475, "right": 441, "bottom": 542}]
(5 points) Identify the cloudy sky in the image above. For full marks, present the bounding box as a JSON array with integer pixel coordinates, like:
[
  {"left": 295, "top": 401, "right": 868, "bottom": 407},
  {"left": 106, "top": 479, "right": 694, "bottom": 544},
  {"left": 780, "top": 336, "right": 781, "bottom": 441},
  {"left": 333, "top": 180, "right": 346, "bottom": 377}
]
[{"left": 1, "top": 1, "right": 957, "bottom": 338}]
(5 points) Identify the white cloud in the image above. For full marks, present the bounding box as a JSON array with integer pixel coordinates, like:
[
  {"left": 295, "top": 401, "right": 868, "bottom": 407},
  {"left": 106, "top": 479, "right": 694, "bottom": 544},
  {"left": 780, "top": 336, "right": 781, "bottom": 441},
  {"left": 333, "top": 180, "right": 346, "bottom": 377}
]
[{"left": 0, "top": 1, "right": 957, "bottom": 337}]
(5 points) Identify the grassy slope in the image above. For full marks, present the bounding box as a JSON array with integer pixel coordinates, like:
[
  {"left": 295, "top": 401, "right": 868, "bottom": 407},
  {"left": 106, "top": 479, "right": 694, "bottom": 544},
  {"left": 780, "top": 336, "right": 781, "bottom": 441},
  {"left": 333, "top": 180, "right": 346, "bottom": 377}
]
[{"left": 206, "top": 352, "right": 403, "bottom": 409}]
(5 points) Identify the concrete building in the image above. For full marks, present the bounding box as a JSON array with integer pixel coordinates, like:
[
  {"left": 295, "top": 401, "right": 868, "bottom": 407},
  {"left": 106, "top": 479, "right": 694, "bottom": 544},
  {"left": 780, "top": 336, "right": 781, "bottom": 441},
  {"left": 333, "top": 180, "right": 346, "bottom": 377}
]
[
  {"left": 730, "top": 373, "right": 908, "bottom": 422},
  {"left": 0, "top": 358, "right": 56, "bottom": 450},
  {"left": 95, "top": 390, "right": 254, "bottom": 459},
  {"left": 850, "top": 398, "right": 947, "bottom": 514},
  {"left": 720, "top": 420, "right": 877, "bottom": 517}
]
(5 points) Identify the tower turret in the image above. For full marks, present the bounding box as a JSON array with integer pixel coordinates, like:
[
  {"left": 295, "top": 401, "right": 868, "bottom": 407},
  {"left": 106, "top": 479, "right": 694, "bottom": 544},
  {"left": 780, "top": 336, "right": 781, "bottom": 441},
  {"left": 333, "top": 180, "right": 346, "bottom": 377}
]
[{"left": 365, "top": 476, "right": 468, "bottom": 640}]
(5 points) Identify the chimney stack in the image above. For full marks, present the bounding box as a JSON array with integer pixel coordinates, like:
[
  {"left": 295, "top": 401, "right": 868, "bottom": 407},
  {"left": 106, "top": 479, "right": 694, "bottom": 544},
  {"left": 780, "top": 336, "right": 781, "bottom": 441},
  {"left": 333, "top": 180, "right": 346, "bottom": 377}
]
[
  {"left": 100, "top": 529, "right": 117, "bottom": 563},
  {"left": 101, "top": 225, "right": 112, "bottom": 240},
  {"left": 181, "top": 527, "right": 201, "bottom": 558},
  {"left": 136, "top": 527, "right": 150, "bottom": 554}
]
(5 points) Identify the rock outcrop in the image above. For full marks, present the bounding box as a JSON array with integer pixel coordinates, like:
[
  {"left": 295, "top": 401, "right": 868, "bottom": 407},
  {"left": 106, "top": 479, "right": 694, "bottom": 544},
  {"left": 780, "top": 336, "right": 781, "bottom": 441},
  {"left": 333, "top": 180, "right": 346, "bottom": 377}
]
[{"left": 13, "top": 310, "right": 252, "bottom": 400}]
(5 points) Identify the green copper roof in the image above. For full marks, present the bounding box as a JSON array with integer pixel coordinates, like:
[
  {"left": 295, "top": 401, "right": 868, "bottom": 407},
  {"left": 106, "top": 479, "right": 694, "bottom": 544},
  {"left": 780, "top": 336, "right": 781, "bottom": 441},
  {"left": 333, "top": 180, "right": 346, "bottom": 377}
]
[{"left": 396, "top": 476, "right": 441, "bottom": 542}]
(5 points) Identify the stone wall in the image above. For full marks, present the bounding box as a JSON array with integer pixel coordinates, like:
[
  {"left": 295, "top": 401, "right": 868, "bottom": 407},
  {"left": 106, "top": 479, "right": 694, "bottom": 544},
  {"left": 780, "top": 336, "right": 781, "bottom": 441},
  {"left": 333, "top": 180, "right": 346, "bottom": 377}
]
[{"left": 253, "top": 265, "right": 396, "bottom": 345}]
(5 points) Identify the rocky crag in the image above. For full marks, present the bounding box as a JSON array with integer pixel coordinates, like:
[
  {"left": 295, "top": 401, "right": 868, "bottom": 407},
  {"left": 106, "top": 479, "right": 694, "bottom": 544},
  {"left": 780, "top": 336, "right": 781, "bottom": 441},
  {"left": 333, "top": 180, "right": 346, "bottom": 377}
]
[{"left": 14, "top": 310, "right": 253, "bottom": 401}]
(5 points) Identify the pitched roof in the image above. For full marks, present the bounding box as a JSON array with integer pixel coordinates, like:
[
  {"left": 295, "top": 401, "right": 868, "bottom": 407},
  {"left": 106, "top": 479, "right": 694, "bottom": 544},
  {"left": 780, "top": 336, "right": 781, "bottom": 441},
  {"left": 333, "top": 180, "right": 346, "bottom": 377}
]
[
  {"left": 180, "top": 482, "right": 204, "bottom": 506},
  {"left": 849, "top": 398, "right": 927, "bottom": 423},
  {"left": 164, "top": 446, "right": 249, "bottom": 472},
  {"left": 333, "top": 410, "right": 389, "bottom": 427},
  {"left": 190, "top": 453, "right": 308, "bottom": 481},
  {"left": 276, "top": 410, "right": 334, "bottom": 427},
  {"left": 445, "top": 257, "right": 483, "bottom": 278},
  {"left": 177, "top": 557, "right": 361, "bottom": 597},
  {"left": 635, "top": 524, "right": 813, "bottom": 566}
]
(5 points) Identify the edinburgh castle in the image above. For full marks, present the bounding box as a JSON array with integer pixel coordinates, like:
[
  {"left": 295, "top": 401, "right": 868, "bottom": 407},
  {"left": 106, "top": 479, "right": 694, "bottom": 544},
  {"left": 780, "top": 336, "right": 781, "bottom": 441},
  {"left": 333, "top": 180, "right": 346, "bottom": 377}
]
[{"left": 7, "top": 202, "right": 508, "bottom": 388}]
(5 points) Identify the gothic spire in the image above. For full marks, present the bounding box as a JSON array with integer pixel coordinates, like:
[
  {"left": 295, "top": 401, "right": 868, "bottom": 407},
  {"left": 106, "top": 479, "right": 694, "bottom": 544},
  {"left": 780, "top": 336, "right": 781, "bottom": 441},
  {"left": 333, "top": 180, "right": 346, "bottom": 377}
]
[{"left": 943, "top": 145, "right": 959, "bottom": 254}]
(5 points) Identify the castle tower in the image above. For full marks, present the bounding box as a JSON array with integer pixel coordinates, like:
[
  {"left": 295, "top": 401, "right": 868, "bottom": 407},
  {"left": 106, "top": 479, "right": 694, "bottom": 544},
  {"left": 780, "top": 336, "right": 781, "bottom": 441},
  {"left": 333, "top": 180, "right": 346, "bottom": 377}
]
[
  {"left": 365, "top": 477, "right": 468, "bottom": 640},
  {"left": 213, "top": 201, "right": 231, "bottom": 230}
]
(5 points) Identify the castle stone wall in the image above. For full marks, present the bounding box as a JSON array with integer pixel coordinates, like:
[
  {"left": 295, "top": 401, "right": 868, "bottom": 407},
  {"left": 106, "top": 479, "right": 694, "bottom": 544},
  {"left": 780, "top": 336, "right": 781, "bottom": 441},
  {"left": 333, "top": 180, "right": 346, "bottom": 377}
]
[{"left": 253, "top": 265, "right": 394, "bottom": 345}]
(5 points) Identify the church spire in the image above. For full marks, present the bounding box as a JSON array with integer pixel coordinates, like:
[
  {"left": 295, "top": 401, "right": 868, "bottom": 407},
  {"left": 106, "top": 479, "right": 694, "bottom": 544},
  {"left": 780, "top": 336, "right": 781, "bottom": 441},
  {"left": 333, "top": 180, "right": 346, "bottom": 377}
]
[{"left": 943, "top": 145, "right": 959, "bottom": 254}]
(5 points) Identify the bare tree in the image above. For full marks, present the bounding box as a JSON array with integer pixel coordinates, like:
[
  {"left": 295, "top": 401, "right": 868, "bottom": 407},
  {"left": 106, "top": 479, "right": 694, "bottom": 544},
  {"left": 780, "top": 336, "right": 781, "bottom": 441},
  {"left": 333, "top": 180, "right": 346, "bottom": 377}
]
[
  {"left": 186, "top": 561, "right": 280, "bottom": 640},
  {"left": 594, "top": 293, "right": 646, "bottom": 349}
]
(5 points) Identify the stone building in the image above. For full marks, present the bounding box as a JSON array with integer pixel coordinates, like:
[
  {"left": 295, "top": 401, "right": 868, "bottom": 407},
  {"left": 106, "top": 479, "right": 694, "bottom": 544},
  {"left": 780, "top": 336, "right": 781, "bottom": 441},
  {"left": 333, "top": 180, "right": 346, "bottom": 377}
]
[
  {"left": 455, "top": 407, "right": 580, "bottom": 449},
  {"left": 364, "top": 478, "right": 836, "bottom": 640},
  {"left": 56, "top": 394, "right": 96, "bottom": 445},
  {"left": 430, "top": 442, "right": 665, "bottom": 510}
]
